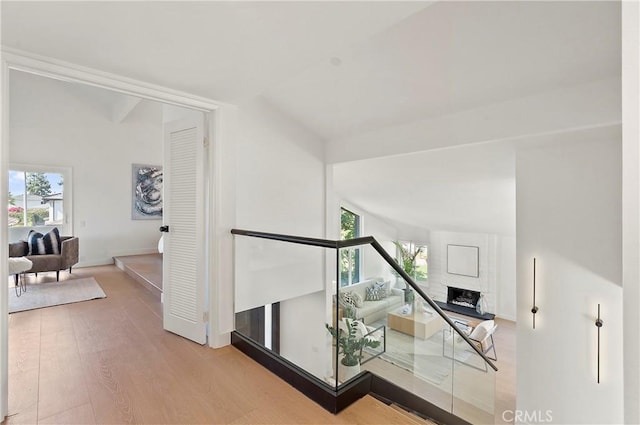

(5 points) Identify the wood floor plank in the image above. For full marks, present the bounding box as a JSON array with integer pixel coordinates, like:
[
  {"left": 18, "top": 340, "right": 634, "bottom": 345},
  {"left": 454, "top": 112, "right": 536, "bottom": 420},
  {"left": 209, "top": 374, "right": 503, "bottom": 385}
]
[
  {"left": 7, "top": 368, "right": 39, "bottom": 417},
  {"left": 80, "top": 349, "right": 141, "bottom": 424},
  {"left": 37, "top": 354, "right": 92, "bottom": 420},
  {"left": 339, "top": 396, "right": 436, "bottom": 425},
  {"left": 38, "top": 403, "right": 96, "bottom": 425},
  {"left": 7, "top": 310, "right": 41, "bottom": 375},
  {"left": 2, "top": 410, "right": 39, "bottom": 425}
]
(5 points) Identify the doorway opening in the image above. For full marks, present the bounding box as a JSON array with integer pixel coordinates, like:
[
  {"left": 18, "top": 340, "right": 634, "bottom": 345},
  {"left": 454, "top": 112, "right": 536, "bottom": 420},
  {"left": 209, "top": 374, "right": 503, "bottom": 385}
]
[{"left": 1, "top": 53, "right": 223, "bottom": 419}]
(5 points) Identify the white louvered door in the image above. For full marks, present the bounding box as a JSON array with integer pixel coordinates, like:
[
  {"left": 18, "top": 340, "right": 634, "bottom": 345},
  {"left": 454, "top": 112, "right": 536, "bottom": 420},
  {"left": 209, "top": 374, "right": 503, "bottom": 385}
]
[{"left": 162, "top": 117, "right": 207, "bottom": 344}]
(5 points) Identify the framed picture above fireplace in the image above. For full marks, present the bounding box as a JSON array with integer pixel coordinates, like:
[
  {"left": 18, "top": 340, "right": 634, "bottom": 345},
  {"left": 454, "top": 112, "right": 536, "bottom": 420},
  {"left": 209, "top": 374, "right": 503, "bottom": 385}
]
[{"left": 447, "top": 244, "right": 479, "bottom": 277}]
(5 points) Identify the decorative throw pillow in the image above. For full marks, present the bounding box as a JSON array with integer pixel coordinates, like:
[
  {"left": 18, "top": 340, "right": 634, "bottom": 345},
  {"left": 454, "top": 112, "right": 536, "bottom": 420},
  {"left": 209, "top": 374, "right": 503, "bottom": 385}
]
[
  {"left": 352, "top": 320, "right": 370, "bottom": 339},
  {"left": 27, "top": 228, "right": 61, "bottom": 255},
  {"left": 339, "top": 291, "right": 363, "bottom": 308},
  {"left": 365, "top": 285, "right": 384, "bottom": 301},
  {"left": 373, "top": 280, "right": 390, "bottom": 298}
]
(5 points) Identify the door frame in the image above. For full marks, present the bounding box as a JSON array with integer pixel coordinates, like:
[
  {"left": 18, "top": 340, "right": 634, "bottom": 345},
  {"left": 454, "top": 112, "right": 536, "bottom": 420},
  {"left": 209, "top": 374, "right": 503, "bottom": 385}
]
[{"left": 0, "top": 47, "right": 237, "bottom": 419}]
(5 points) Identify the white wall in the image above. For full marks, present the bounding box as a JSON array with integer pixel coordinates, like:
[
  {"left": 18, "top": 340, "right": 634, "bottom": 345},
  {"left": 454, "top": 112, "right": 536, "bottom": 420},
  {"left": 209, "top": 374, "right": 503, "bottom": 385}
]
[
  {"left": 232, "top": 98, "right": 329, "bottom": 375},
  {"left": 496, "top": 236, "right": 516, "bottom": 321},
  {"left": 622, "top": 2, "right": 640, "bottom": 422},
  {"left": 280, "top": 291, "right": 329, "bottom": 380},
  {"left": 361, "top": 210, "right": 397, "bottom": 283},
  {"left": 9, "top": 71, "right": 163, "bottom": 266},
  {"left": 233, "top": 97, "right": 326, "bottom": 310},
  {"left": 235, "top": 98, "right": 325, "bottom": 237},
  {"left": 516, "top": 132, "right": 623, "bottom": 424}
]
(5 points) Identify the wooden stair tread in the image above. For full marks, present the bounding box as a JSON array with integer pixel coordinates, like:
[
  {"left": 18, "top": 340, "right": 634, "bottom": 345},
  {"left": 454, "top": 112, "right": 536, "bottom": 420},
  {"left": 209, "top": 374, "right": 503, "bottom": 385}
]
[
  {"left": 338, "top": 396, "right": 438, "bottom": 424},
  {"left": 114, "top": 254, "right": 162, "bottom": 299},
  {"left": 389, "top": 403, "right": 439, "bottom": 425}
]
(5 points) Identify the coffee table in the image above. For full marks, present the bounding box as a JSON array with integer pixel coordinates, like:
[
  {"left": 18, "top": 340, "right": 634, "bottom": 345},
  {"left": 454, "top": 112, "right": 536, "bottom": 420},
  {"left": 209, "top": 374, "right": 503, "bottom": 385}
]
[{"left": 387, "top": 307, "right": 443, "bottom": 340}]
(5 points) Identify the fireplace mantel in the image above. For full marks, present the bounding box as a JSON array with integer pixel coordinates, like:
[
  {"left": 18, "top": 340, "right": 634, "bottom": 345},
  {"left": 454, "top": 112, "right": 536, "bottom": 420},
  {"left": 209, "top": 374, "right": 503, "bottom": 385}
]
[
  {"left": 434, "top": 300, "right": 495, "bottom": 321},
  {"left": 436, "top": 285, "right": 496, "bottom": 320}
]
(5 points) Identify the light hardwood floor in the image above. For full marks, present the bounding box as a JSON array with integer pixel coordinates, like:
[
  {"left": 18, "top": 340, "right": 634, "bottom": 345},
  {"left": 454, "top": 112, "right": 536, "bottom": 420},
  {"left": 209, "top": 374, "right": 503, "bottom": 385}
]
[
  {"left": 4, "top": 265, "right": 433, "bottom": 425},
  {"left": 493, "top": 318, "right": 516, "bottom": 425},
  {"left": 4, "top": 263, "right": 514, "bottom": 424},
  {"left": 113, "top": 254, "right": 516, "bottom": 423}
]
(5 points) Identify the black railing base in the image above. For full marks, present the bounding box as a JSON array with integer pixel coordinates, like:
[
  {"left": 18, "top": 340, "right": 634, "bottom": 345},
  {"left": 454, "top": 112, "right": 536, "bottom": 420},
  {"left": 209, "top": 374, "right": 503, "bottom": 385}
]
[
  {"left": 231, "top": 331, "right": 371, "bottom": 413},
  {"left": 231, "top": 331, "right": 472, "bottom": 424}
]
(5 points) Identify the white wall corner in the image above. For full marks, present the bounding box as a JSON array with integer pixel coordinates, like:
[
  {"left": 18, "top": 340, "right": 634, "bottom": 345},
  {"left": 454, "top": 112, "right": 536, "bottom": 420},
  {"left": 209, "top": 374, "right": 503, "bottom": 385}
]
[
  {"left": 111, "top": 95, "right": 141, "bottom": 123},
  {"left": 0, "top": 56, "right": 10, "bottom": 421},
  {"left": 210, "top": 105, "right": 238, "bottom": 348},
  {"left": 622, "top": 1, "right": 640, "bottom": 423}
]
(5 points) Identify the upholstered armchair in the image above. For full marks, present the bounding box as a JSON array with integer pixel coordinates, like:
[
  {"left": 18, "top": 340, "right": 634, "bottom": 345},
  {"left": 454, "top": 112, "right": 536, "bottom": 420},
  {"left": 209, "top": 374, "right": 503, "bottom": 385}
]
[{"left": 9, "top": 236, "right": 79, "bottom": 282}]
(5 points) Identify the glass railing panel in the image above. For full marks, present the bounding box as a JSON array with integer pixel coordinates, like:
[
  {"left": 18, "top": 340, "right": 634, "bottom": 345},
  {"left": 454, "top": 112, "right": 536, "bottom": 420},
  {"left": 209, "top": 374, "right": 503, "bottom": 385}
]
[
  {"left": 232, "top": 230, "right": 498, "bottom": 418},
  {"left": 234, "top": 235, "right": 338, "bottom": 389},
  {"left": 452, "top": 340, "right": 496, "bottom": 424},
  {"left": 336, "top": 243, "right": 455, "bottom": 410}
]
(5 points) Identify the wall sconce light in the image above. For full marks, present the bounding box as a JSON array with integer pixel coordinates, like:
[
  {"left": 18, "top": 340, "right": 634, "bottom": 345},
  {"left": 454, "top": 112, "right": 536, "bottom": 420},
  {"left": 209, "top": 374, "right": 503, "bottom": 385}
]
[
  {"left": 531, "top": 258, "right": 539, "bottom": 329},
  {"left": 595, "top": 303, "right": 603, "bottom": 384}
]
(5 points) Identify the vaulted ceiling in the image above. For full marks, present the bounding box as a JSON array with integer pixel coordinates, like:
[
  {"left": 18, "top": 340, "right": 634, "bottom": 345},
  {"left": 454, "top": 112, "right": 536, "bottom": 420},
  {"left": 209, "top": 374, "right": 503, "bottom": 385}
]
[{"left": 2, "top": 1, "right": 622, "bottom": 235}]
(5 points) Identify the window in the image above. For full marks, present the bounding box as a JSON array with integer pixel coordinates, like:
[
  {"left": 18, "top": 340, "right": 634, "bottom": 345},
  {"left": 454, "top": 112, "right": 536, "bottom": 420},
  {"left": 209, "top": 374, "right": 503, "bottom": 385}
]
[
  {"left": 8, "top": 165, "right": 72, "bottom": 236},
  {"left": 340, "top": 207, "right": 361, "bottom": 286},
  {"left": 396, "top": 240, "right": 428, "bottom": 281}
]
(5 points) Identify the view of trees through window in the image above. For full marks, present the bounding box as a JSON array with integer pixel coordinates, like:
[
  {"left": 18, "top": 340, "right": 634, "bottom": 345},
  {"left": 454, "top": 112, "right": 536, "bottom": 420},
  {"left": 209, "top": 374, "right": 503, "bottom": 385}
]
[
  {"left": 395, "top": 241, "right": 428, "bottom": 281},
  {"left": 8, "top": 170, "right": 64, "bottom": 227},
  {"left": 340, "top": 207, "right": 361, "bottom": 287}
]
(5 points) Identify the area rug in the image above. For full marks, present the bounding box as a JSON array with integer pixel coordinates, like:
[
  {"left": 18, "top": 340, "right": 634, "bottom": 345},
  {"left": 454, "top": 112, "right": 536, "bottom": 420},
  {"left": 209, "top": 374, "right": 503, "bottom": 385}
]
[
  {"left": 365, "top": 321, "right": 474, "bottom": 386},
  {"left": 9, "top": 277, "right": 106, "bottom": 313}
]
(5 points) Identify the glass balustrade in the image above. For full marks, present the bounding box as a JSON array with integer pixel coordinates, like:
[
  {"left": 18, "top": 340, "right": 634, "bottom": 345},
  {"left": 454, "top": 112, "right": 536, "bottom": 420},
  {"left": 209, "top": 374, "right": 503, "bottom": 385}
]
[
  {"left": 232, "top": 230, "right": 496, "bottom": 421},
  {"left": 233, "top": 234, "right": 338, "bottom": 388}
]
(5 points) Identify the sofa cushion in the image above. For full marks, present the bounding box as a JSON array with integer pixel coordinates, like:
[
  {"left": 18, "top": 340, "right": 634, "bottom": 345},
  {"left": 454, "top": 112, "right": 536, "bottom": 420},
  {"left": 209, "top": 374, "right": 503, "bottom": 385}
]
[
  {"left": 9, "top": 240, "right": 28, "bottom": 257},
  {"left": 27, "top": 228, "right": 61, "bottom": 255},
  {"left": 365, "top": 285, "right": 385, "bottom": 301},
  {"left": 27, "top": 254, "right": 62, "bottom": 272},
  {"left": 374, "top": 280, "right": 391, "bottom": 298},
  {"left": 356, "top": 301, "right": 384, "bottom": 319},
  {"left": 340, "top": 291, "right": 363, "bottom": 308},
  {"left": 379, "top": 294, "right": 401, "bottom": 309}
]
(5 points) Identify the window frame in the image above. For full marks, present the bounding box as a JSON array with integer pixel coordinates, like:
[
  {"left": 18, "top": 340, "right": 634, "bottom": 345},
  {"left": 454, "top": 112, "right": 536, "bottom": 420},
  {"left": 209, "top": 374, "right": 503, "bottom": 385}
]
[
  {"left": 8, "top": 163, "right": 73, "bottom": 235},
  {"left": 339, "top": 206, "right": 363, "bottom": 287}
]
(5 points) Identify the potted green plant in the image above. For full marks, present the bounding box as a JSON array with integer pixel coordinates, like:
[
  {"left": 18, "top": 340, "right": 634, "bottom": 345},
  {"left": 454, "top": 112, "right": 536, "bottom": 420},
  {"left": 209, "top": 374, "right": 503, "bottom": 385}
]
[
  {"left": 326, "top": 319, "right": 381, "bottom": 382},
  {"left": 405, "top": 288, "right": 415, "bottom": 304}
]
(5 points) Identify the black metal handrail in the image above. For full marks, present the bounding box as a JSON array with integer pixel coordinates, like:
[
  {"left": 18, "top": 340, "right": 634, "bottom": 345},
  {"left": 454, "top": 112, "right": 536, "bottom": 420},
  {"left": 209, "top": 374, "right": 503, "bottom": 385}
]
[{"left": 231, "top": 228, "right": 498, "bottom": 372}]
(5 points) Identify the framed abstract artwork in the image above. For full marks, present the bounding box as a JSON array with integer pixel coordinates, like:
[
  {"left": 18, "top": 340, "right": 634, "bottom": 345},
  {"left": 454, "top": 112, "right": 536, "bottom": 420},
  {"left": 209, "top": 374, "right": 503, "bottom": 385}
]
[{"left": 132, "top": 164, "right": 163, "bottom": 220}]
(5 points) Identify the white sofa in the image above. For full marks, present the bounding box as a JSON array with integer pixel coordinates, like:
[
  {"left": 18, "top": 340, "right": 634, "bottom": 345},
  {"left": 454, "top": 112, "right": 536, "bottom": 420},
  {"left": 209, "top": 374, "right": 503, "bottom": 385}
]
[{"left": 339, "top": 278, "right": 404, "bottom": 323}]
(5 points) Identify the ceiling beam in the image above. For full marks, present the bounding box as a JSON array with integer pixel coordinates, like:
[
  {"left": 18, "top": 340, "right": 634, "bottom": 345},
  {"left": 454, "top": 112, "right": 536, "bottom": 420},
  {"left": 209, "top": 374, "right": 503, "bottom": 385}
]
[{"left": 325, "top": 77, "right": 621, "bottom": 164}]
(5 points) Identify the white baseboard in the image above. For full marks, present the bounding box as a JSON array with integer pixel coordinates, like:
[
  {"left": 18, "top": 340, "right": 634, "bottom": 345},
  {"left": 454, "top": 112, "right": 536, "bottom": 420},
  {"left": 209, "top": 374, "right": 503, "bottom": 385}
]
[
  {"left": 110, "top": 248, "right": 160, "bottom": 258},
  {"left": 496, "top": 313, "right": 517, "bottom": 323},
  {"left": 75, "top": 258, "right": 115, "bottom": 268},
  {"left": 75, "top": 248, "right": 160, "bottom": 269}
]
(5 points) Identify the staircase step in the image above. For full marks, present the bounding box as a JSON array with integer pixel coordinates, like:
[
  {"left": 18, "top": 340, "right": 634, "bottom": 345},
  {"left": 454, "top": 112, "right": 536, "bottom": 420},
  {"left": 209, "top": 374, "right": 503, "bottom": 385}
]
[
  {"left": 338, "top": 395, "right": 438, "bottom": 424},
  {"left": 390, "top": 403, "right": 439, "bottom": 425},
  {"left": 114, "top": 255, "right": 162, "bottom": 299}
]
